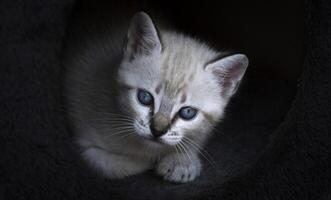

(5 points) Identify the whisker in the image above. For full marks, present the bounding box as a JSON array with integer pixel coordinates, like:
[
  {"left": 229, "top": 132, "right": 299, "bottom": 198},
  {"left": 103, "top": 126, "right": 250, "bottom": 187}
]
[
  {"left": 108, "top": 125, "right": 135, "bottom": 130},
  {"left": 183, "top": 137, "right": 216, "bottom": 164},
  {"left": 178, "top": 141, "right": 192, "bottom": 163},
  {"left": 182, "top": 137, "right": 217, "bottom": 168},
  {"left": 176, "top": 143, "right": 185, "bottom": 164},
  {"left": 102, "top": 129, "right": 135, "bottom": 139},
  {"left": 182, "top": 141, "right": 193, "bottom": 163},
  {"left": 87, "top": 123, "right": 133, "bottom": 130},
  {"left": 87, "top": 118, "right": 134, "bottom": 123},
  {"left": 101, "top": 112, "right": 135, "bottom": 119},
  {"left": 115, "top": 132, "right": 136, "bottom": 143},
  {"left": 103, "top": 128, "right": 135, "bottom": 134},
  {"left": 174, "top": 145, "right": 180, "bottom": 164}
]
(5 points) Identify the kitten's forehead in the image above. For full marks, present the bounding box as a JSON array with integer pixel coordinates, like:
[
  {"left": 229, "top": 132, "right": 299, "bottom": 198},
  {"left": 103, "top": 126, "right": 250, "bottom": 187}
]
[{"left": 158, "top": 32, "right": 218, "bottom": 99}]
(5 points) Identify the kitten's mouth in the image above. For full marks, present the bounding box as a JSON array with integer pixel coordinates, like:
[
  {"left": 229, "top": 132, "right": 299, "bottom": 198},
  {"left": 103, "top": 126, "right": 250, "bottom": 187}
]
[
  {"left": 150, "top": 137, "right": 165, "bottom": 144},
  {"left": 137, "top": 133, "right": 166, "bottom": 146},
  {"left": 146, "top": 136, "right": 179, "bottom": 147},
  {"left": 145, "top": 135, "right": 164, "bottom": 144}
]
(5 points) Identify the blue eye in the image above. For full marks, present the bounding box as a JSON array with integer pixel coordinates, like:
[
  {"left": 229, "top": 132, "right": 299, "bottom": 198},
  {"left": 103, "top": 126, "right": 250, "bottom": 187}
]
[
  {"left": 137, "top": 89, "right": 154, "bottom": 106},
  {"left": 178, "top": 106, "right": 198, "bottom": 120}
]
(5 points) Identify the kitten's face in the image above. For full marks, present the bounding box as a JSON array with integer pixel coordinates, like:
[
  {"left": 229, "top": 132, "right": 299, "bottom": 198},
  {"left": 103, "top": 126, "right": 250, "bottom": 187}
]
[
  {"left": 118, "top": 54, "right": 223, "bottom": 147},
  {"left": 117, "top": 12, "right": 248, "bottom": 147}
]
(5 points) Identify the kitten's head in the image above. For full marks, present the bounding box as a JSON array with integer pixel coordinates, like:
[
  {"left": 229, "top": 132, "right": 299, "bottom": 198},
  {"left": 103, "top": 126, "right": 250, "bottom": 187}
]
[{"left": 117, "top": 12, "right": 248, "bottom": 147}]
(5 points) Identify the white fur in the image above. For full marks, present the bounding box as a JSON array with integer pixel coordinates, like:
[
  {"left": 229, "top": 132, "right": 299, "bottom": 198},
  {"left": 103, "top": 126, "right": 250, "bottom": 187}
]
[{"left": 66, "top": 12, "right": 248, "bottom": 183}]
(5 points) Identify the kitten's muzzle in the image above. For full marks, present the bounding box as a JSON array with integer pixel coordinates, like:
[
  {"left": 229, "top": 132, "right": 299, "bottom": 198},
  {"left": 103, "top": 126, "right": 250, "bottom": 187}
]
[{"left": 151, "top": 112, "right": 170, "bottom": 138}]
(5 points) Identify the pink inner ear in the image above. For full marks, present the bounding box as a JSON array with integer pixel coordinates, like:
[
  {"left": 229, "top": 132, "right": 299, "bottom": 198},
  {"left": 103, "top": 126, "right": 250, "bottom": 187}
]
[
  {"left": 211, "top": 63, "right": 243, "bottom": 83},
  {"left": 126, "top": 12, "right": 161, "bottom": 60},
  {"left": 211, "top": 68, "right": 233, "bottom": 89},
  {"left": 207, "top": 55, "right": 248, "bottom": 97},
  {"left": 207, "top": 54, "right": 248, "bottom": 83}
]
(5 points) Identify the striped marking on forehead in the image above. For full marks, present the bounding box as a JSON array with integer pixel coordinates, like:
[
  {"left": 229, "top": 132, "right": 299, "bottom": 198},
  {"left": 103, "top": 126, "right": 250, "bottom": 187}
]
[
  {"left": 160, "top": 49, "right": 199, "bottom": 93},
  {"left": 180, "top": 93, "right": 187, "bottom": 103},
  {"left": 158, "top": 95, "right": 174, "bottom": 117},
  {"left": 155, "top": 84, "right": 162, "bottom": 94},
  {"left": 162, "top": 79, "right": 187, "bottom": 100}
]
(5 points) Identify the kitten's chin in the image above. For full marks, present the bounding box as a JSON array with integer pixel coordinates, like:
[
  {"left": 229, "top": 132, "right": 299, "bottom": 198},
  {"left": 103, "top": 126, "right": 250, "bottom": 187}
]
[
  {"left": 135, "top": 133, "right": 165, "bottom": 147},
  {"left": 158, "top": 139, "right": 180, "bottom": 146},
  {"left": 136, "top": 134, "right": 179, "bottom": 149},
  {"left": 134, "top": 129, "right": 178, "bottom": 147},
  {"left": 144, "top": 137, "right": 180, "bottom": 148},
  {"left": 143, "top": 137, "right": 167, "bottom": 149}
]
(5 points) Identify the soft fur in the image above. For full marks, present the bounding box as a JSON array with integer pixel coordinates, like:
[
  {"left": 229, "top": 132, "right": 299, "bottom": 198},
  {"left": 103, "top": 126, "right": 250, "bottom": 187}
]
[{"left": 65, "top": 12, "right": 248, "bottom": 182}]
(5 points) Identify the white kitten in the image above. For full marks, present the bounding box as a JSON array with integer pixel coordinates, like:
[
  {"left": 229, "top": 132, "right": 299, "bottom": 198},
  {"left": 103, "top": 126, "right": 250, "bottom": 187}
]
[{"left": 65, "top": 12, "right": 248, "bottom": 183}]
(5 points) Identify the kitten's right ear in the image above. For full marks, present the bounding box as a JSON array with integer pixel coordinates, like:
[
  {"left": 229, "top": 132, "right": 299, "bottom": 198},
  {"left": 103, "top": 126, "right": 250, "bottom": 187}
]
[
  {"left": 205, "top": 54, "right": 249, "bottom": 98},
  {"left": 124, "top": 12, "right": 162, "bottom": 61}
]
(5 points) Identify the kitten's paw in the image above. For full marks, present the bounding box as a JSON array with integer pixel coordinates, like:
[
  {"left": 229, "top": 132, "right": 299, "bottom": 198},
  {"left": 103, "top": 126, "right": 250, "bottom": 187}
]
[{"left": 156, "top": 154, "right": 201, "bottom": 183}]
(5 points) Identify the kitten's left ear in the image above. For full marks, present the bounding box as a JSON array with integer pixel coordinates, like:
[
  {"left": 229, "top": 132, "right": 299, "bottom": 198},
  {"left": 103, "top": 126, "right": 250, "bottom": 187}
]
[
  {"left": 124, "top": 12, "right": 162, "bottom": 60},
  {"left": 205, "top": 54, "right": 249, "bottom": 97}
]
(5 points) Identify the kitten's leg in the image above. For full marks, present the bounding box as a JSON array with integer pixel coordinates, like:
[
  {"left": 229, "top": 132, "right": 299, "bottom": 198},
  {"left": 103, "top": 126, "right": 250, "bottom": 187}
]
[
  {"left": 82, "top": 147, "right": 152, "bottom": 179},
  {"left": 156, "top": 151, "right": 201, "bottom": 183}
]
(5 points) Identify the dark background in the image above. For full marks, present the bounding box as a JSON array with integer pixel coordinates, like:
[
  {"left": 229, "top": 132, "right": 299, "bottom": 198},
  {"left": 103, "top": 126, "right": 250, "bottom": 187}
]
[
  {"left": 148, "top": 0, "right": 304, "bottom": 82},
  {"left": 2, "top": 0, "right": 330, "bottom": 200}
]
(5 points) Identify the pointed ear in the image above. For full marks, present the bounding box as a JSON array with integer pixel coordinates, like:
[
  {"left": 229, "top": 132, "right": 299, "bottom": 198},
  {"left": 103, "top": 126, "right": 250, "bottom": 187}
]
[
  {"left": 205, "top": 54, "right": 249, "bottom": 97},
  {"left": 124, "top": 12, "right": 161, "bottom": 60}
]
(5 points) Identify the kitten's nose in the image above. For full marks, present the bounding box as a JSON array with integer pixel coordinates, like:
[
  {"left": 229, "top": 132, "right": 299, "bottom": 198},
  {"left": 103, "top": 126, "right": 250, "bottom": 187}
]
[
  {"left": 151, "top": 112, "right": 170, "bottom": 138},
  {"left": 151, "top": 129, "right": 165, "bottom": 138}
]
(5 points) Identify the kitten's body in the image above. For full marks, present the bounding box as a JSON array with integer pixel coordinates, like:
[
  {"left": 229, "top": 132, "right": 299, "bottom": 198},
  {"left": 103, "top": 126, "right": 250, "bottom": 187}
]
[{"left": 65, "top": 12, "right": 248, "bottom": 182}]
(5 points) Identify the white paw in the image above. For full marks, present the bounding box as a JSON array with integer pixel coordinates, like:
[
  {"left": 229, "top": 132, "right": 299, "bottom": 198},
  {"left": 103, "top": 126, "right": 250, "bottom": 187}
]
[{"left": 156, "top": 153, "right": 201, "bottom": 183}]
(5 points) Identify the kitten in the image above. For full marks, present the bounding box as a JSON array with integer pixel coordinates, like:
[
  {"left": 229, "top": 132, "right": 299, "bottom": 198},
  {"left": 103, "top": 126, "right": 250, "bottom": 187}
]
[{"left": 64, "top": 12, "right": 248, "bottom": 183}]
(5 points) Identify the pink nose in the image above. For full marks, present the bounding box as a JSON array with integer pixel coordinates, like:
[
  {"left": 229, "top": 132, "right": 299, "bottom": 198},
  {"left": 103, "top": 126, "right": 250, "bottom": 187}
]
[
  {"left": 151, "top": 112, "right": 170, "bottom": 137},
  {"left": 151, "top": 129, "right": 166, "bottom": 138}
]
